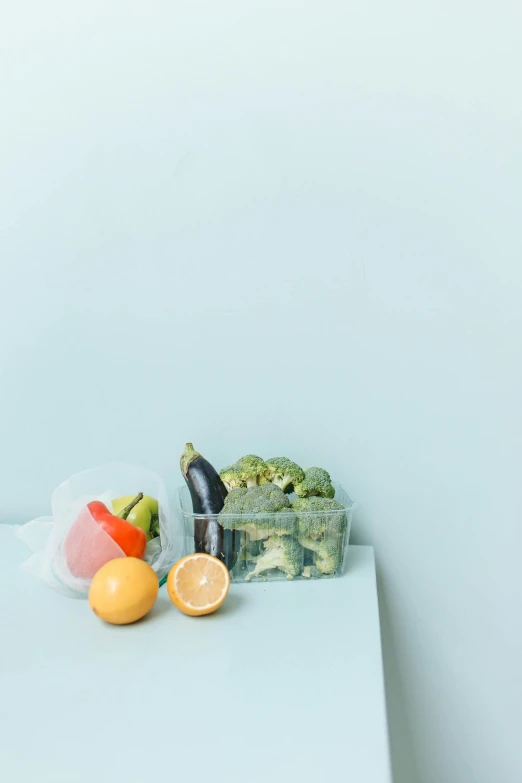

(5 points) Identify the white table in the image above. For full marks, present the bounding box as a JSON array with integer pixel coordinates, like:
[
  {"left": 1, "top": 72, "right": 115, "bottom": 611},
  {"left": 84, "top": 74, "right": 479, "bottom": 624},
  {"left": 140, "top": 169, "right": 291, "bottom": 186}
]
[{"left": 0, "top": 529, "right": 391, "bottom": 783}]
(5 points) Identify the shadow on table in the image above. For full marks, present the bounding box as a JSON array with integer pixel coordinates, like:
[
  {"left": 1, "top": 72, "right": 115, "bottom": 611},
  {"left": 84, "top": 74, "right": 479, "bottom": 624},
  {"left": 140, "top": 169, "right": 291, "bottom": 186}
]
[
  {"left": 141, "top": 587, "right": 246, "bottom": 624},
  {"left": 350, "top": 514, "right": 423, "bottom": 783}
]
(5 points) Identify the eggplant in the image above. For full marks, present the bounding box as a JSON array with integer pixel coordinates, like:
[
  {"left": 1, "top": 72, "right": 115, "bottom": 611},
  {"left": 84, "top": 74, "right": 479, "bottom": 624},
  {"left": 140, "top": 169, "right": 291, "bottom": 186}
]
[{"left": 180, "top": 443, "right": 238, "bottom": 570}]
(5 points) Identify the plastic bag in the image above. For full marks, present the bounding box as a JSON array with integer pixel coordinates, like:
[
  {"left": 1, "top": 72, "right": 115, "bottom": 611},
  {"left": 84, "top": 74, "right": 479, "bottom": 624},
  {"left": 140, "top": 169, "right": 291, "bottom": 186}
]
[{"left": 16, "top": 463, "right": 181, "bottom": 598}]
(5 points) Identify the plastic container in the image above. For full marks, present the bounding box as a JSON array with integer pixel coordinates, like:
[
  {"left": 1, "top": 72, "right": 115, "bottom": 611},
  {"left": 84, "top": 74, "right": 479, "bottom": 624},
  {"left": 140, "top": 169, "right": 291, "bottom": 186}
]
[{"left": 176, "top": 482, "right": 354, "bottom": 582}]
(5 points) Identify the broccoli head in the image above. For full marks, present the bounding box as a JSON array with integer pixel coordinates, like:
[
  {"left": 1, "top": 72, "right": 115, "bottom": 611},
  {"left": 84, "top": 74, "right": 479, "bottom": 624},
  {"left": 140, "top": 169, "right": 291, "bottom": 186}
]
[
  {"left": 240, "top": 483, "right": 291, "bottom": 514},
  {"left": 314, "top": 536, "right": 345, "bottom": 575},
  {"left": 293, "top": 467, "right": 335, "bottom": 499},
  {"left": 264, "top": 457, "right": 305, "bottom": 493},
  {"left": 237, "top": 538, "right": 264, "bottom": 564},
  {"left": 240, "top": 538, "right": 264, "bottom": 560},
  {"left": 220, "top": 486, "right": 248, "bottom": 513},
  {"left": 292, "top": 496, "right": 347, "bottom": 540},
  {"left": 219, "top": 465, "right": 244, "bottom": 491},
  {"left": 220, "top": 454, "right": 268, "bottom": 490},
  {"left": 245, "top": 536, "right": 304, "bottom": 581},
  {"left": 220, "top": 483, "right": 291, "bottom": 540},
  {"left": 295, "top": 496, "right": 347, "bottom": 576},
  {"left": 273, "top": 509, "right": 299, "bottom": 537},
  {"left": 297, "top": 534, "right": 344, "bottom": 576}
]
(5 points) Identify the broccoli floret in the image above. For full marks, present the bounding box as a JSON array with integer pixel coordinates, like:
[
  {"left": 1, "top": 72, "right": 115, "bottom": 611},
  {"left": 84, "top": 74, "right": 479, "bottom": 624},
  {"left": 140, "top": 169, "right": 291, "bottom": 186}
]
[
  {"left": 220, "top": 455, "right": 268, "bottom": 490},
  {"left": 219, "top": 465, "right": 244, "bottom": 491},
  {"left": 301, "top": 565, "right": 324, "bottom": 579},
  {"left": 295, "top": 496, "right": 347, "bottom": 577},
  {"left": 292, "top": 496, "right": 346, "bottom": 540},
  {"left": 240, "top": 484, "right": 291, "bottom": 514},
  {"left": 314, "top": 536, "right": 345, "bottom": 575},
  {"left": 221, "top": 486, "right": 249, "bottom": 513},
  {"left": 245, "top": 536, "right": 304, "bottom": 581},
  {"left": 264, "top": 457, "right": 305, "bottom": 493},
  {"left": 273, "top": 509, "right": 299, "bottom": 537},
  {"left": 294, "top": 467, "right": 335, "bottom": 499},
  {"left": 238, "top": 538, "right": 263, "bottom": 562},
  {"left": 297, "top": 534, "right": 344, "bottom": 576},
  {"left": 220, "top": 483, "right": 291, "bottom": 540},
  {"left": 246, "top": 539, "right": 264, "bottom": 559}
]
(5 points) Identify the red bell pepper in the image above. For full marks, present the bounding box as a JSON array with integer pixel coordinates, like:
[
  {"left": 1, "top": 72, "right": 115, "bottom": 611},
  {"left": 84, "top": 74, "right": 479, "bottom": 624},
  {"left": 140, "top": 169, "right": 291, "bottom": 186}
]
[
  {"left": 87, "top": 494, "right": 147, "bottom": 558},
  {"left": 64, "top": 493, "right": 148, "bottom": 579}
]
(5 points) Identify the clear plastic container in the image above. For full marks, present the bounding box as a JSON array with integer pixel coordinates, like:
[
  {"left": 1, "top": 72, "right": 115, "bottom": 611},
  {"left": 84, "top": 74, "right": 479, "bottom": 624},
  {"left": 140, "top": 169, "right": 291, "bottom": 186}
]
[{"left": 176, "top": 482, "right": 354, "bottom": 582}]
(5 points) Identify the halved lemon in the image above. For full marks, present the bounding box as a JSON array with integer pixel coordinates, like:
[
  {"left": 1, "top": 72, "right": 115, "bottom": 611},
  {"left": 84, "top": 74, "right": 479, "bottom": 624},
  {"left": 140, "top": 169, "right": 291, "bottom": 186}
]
[{"left": 167, "top": 554, "right": 231, "bottom": 617}]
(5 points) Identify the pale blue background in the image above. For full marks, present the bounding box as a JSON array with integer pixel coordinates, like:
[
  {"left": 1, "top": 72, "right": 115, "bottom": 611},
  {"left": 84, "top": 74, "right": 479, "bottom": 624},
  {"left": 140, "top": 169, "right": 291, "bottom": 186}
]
[{"left": 1, "top": 2, "right": 521, "bottom": 782}]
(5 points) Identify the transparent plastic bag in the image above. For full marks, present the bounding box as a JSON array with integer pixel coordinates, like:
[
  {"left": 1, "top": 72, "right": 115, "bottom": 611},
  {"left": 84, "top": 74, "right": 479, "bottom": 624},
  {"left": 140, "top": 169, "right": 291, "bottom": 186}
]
[{"left": 16, "top": 463, "right": 181, "bottom": 598}]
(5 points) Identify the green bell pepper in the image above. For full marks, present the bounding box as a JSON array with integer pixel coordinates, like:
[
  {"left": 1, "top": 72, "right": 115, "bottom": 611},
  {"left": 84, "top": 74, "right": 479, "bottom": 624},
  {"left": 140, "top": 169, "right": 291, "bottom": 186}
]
[{"left": 111, "top": 495, "right": 159, "bottom": 541}]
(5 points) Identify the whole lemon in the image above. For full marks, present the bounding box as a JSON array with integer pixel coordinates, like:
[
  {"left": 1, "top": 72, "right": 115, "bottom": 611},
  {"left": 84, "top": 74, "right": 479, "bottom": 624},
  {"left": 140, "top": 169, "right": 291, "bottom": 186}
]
[{"left": 89, "top": 557, "right": 159, "bottom": 625}]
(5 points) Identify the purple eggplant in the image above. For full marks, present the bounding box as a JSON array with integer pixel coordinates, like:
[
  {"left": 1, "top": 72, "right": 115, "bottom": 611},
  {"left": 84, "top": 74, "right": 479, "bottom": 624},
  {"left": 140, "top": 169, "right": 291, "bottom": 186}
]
[{"left": 180, "top": 443, "right": 238, "bottom": 570}]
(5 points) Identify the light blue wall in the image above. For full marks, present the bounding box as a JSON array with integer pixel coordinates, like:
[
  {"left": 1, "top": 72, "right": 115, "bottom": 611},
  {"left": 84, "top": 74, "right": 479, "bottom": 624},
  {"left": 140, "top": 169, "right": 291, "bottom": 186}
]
[{"left": 1, "top": 3, "right": 521, "bottom": 782}]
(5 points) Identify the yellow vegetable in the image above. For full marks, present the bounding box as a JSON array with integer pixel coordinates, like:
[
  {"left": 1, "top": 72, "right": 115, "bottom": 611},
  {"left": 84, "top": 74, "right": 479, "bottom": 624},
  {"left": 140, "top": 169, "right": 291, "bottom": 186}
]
[{"left": 89, "top": 558, "right": 159, "bottom": 625}]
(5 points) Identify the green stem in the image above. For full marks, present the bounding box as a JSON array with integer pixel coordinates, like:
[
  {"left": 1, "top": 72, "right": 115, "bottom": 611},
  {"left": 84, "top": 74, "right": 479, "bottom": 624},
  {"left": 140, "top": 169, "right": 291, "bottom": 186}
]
[
  {"left": 180, "top": 442, "right": 200, "bottom": 477},
  {"left": 118, "top": 492, "right": 144, "bottom": 520}
]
